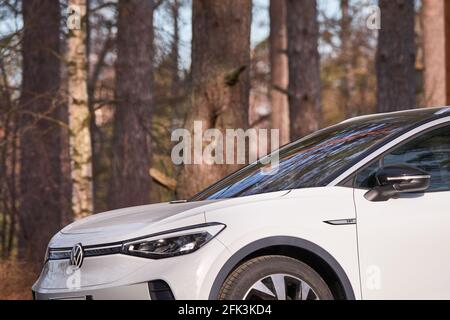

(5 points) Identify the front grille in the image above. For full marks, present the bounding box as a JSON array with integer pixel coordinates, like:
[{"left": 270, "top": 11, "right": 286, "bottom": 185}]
[
  {"left": 148, "top": 280, "right": 175, "bottom": 300},
  {"left": 48, "top": 245, "right": 122, "bottom": 261},
  {"left": 84, "top": 246, "right": 122, "bottom": 257}
]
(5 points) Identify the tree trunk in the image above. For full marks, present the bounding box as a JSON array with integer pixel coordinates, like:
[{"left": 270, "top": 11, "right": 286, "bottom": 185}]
[
  {"left": 67, "top": 0, "right": 93, "bottom": 218},
  {"left": 176, "top": 0, "right": 252, "bottom": 200},
  {"left": 109, "top": 0, "right": 154, "bottom": 210},
  {"left": 446, "top": 0, "right": 450, "bottom": 105},
  {"left": 286, "top": 0, "right": 322, "bottom": 141},
  {"left": 340, "top": 0, "right": 356, "bottom": 118},
  {"left": 376, "top": 0, "right": 416, "bottom": 112},
  {"left": 422, "top": 0, "right": 447, "bottom": 107},
  {"left": 170, "top": 0, "right": 180, "bottom": 95},
  {"left": 19, "top": 0, "right": 69, "bottom": 262},
  {"left": 269, "top": 0, "right": 289, "bottom": 145}
]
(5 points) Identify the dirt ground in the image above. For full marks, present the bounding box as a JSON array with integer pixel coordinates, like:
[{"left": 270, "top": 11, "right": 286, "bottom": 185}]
[{"left": 0, "top": 260, "right": 39, "bottom": 300}]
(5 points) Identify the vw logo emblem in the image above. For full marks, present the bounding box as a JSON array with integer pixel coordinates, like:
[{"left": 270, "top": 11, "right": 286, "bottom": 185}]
[{"left": 70, "top": 243, "right": 84, "bottom": 269}]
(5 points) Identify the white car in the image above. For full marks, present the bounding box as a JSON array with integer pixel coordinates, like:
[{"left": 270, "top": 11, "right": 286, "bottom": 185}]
[{"left": 33, "top": 107, "right": 450, "bottom": 300}]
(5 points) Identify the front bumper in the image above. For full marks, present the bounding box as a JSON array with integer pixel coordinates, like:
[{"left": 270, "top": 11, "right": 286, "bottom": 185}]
[
  {"left": 32, "top": 238, "right": 230, "bottom": 300},
  {"left": 33, "top": 282, "right": 151, "bottom": 300}
]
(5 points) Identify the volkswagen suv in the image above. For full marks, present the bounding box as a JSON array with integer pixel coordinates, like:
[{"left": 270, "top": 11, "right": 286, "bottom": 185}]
[{"left": 33, "top": 106, "right": 450, "bottom": 300}]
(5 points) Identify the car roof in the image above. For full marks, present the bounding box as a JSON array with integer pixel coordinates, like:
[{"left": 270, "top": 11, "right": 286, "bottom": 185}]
[{"left": 341, "top": 106, "right": 450, "bottom": 125}]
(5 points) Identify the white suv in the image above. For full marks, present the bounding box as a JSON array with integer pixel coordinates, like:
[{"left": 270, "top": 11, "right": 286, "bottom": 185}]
[{"left": 33, "top": 107, "right": 450, "bottom": 300}]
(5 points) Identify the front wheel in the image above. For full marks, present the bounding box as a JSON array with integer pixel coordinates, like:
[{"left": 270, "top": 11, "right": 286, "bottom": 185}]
[{"left": 218, "top": 255, "right": 333, "bottom": 300}]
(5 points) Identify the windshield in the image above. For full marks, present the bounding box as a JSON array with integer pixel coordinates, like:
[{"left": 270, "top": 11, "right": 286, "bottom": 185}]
[{"left": 191, "top": 112, "right": 431, "bottom": 201}]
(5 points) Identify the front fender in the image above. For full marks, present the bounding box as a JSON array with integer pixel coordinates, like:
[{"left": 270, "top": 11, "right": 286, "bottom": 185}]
[{"left": 208, "top": 236, "right": 356, "bottom": 300}]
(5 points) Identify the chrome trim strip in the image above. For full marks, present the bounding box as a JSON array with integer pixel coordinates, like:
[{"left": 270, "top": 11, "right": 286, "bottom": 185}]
[
  {"left": 49, "top": 249, "right": 71, "bottom": 253},
  {"left": 169, "top": 199, "right": 187, "bottom": 204},
  {"left": 435, "top": 106, "right": 450, "bottom": 115},
  {"left": 386, "top": 175, "right": 431, "bottom": 181},
  {"left": 328, "top": 116, "right": 450, "bottom": 186},
  {"left": 324, "top": 218, "right": 356, "bottom": 225}
]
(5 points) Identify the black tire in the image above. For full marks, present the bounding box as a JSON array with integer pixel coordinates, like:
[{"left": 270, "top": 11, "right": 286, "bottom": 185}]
[{"left": 218, "top": 255, "right": 334, "bottom": 300}]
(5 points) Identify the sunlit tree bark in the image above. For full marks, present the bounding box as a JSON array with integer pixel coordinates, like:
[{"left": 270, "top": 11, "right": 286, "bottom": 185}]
[
  {"left": 446, "top": 0, "right": 450, "bottom": 105},
  {"left": 422, "top": 0, "right": 447, "bottom": 107},
  {"left": 269, "top": 0, "right": 289, "bottom": 145},
  {"left": 67, "top": 0, "right": 93, "bottom": 218}
]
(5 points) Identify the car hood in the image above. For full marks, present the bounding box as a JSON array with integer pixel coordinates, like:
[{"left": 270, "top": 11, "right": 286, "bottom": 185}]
[
  {"left": 50, "top": 200, "right": 218, "bottom": 247},
  {"left": 49, "top": 191, "right": 289, "bottom": 248}
]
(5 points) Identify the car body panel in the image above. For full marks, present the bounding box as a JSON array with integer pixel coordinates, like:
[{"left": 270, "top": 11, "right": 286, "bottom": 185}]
[
  {"left": 207, "top": 187, "right": 361, "bottom": 299},
  {"left": 50, "top": 192, "right": 289, "bottom": 248},
  {"left": 355, "top": 179, "right": 450, "bottom": 299},
  {"left": 34, "top": 282, "right": 151, "bottom": 300}
]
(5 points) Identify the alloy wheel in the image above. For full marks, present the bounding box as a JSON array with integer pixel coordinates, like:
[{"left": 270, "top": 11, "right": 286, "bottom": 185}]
[{"left": 243, "top": 273, "right": 319, "bottom": 300}]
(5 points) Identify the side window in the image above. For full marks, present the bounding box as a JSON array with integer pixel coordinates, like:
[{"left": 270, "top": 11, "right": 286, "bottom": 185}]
[
  {"left": 354, "top": 160, "right": 381, "bottom": 189},
  {"left": 355, "top": 125, "right": 450, "bottom": 192}
]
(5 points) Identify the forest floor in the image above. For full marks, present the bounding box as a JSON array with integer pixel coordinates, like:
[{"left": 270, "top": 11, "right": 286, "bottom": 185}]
[{"left": 0, "top": 260, "right": 38, "bottom": 299}]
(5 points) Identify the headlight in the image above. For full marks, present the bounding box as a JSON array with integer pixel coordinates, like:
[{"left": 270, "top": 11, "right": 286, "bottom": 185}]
[{"left": 122, "top": 223, "right": 226, "bottom": 259}]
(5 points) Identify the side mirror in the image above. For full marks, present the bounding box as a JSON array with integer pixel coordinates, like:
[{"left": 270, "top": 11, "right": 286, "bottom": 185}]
[{"left": 364, "top": 165, "right": 430, "bottom": 202}]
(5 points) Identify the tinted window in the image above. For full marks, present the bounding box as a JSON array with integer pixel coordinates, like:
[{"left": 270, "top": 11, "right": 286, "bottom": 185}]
[
  {"left": 355, "top": 125, "right": 450, "bottom": 191},
  {"left": 192, "top": 113, "right": 430, "bottom": 201}
]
